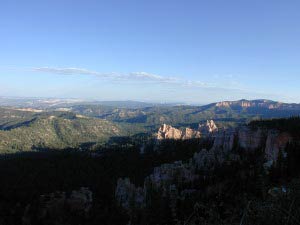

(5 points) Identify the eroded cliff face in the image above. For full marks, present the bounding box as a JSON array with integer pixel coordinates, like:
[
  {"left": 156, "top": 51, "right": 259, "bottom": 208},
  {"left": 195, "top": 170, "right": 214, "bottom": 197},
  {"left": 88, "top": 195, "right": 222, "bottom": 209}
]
[
  {"left": 145, "top": 161, "right": 198, "bottom": 195},
  {"left": 215, "top": 99, "right": 283, "bottom": 109},
  {"left": 199, "top": 120, "right": 218, "bottom": 134},
  {"left": 182, "top": 127, "right": 201, "bottom": 140},
  {"left": 157, "top": 124, "right": 201, "bottom": 140},
  {"left": 157, "top": 120, "right": 218, "bottom": 140},
  {"left": 265, "top": 131, "right": 291, "bottom": 164},
  {"left": 115, "top": 161, "right": 201, "bottom": 211},
  {"left": 157, "top": 124, "right": 183, "bottom": 140},
  {"left": 116, "top": 125, "right": 293, "bottom": 213},
  {"left": 219, "top": 127, "right": 292, "bottom": 164},
  {"left": 238, "top": 127, "right": 265, "bottom": 151},
  {"left": 115, "top": 178, "right": 145, "bottom": 211},
  {"left": 211, "top": 130, "right": 236, "bottom": 153},
  {"left": 208, "top": 127, "right": 292, "bottom": 165}
]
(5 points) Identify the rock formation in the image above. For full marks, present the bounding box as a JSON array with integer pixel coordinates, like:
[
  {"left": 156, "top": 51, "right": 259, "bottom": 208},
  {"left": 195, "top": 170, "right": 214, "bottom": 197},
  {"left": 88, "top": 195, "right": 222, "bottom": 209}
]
[
  {"left": 199, "top": 120, "right": 218, "bottom": 134},
  {"left": 182, "top": 127, "right": 201, "bottom": 140},
  {"left": 265, "top": 131, "right": 291, "bottom": 164},
  {"left": 115, "top": 178, "right": 145, "bottom": 211},
  {"left": 237, "top": 127, "right": 265, "bottom": 150},
  {"left": 157, "top": 124, "right": 201, "bottom": 140},
  {"left": 215, "top": 99, "right": 283, "bottom": 109},
  {"left": 157, "top": 120, "right": 218, "bottom": 140},
  {"left": 145, "top": 161, "right": 198, "bottom": 194},
  {"left": 117, "top": 124, "right": 293, "bottom": 213},
  {"left": 207, "top": 120, "right": 219, "bottom": 133}
]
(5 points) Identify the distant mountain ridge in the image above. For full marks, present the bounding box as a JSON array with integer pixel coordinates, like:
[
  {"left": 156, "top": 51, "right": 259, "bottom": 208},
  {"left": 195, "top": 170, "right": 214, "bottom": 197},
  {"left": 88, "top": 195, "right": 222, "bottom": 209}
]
[
  {"left": 2, "top": 96, "right": 299, "bottom": 109},
  {"left": 215, "top": 99, "right": 299, "bottom": 109},
  {"left": 1, "top": 99, "right": 300, "bottom": 153},
  {"left": 69, "top": 99, "right": 300, "bottom": 128}
]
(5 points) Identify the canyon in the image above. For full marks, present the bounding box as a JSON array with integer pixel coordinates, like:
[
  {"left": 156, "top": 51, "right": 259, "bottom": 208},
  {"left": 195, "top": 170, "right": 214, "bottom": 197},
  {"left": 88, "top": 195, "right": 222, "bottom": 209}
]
[{"left": 116, "top": 122, "right": 294, "bottom": 215}]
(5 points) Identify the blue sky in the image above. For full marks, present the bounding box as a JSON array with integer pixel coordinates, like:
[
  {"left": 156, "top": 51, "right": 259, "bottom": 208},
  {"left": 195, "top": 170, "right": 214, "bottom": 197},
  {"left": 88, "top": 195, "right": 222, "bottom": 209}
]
[{"left": 0, "top": 0, "right": 300, "bottom": 104}]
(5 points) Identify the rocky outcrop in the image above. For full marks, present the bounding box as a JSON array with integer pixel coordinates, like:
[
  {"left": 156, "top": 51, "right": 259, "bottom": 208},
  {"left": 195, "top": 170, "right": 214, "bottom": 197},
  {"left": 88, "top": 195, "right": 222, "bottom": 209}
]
[
  {"left": 238, "top": 127, "right": 265, "bottom": 151},
  {"left": 116, "top": 145, "right": 229, "bottom": 213},
  {"left": 216, "top": 100, "right": 257, "bottom": 108},
  {"left": 208, "top": 126, "right": 291, "bottom": 163},
  {"left": 208, "top": 127, "right": 292, "bottom": 166},
  {"left": 115, "top": 178, "right": 145, "bottom": 210},
  {"left": 207, "top": 120, "right": 218, "bottom": 133},
  {"left": 191, "top": 149, "right": 216, "bottom": 171},
  {"left": 145, "top": 161, "right": 198, "bottom": 194},
  {"left": 117, "top": 124, "right": 293, "bottom": 215},
  {"left": 182, "top": 127, "right": 201, "bottom": 140},
  {"left": 157, "top": 120, "right": 218, "bottom": 140},
  {"left": 211, "top": 130, "right": 235, "bottom": 153},
  {"left": 116, "top": 124, "right": 291, "bottom": 213},
  {"left": 265, "top": 131, "right": 291, "bottom": 164},
  {"left": 115, "top": 161, "right": 199, "bottom": 212},
  {"left": 215, "top": 99, "right": 284, "bottom": 109},
  {"left": 199, "top": 120, "right": 218, "bottom": 134},
  {"left": 157, "top": 124, "right": 201, "bottom": 140},
  {"left": 157, "top": 124, "right": 182, "bottom": 140}
]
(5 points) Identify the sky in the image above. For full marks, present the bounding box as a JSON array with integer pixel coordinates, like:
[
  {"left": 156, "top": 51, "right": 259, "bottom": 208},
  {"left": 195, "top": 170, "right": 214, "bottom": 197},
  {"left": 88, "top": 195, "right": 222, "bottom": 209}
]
[{"left": 0, "top": 0, "right": 300, "bottom": 104}]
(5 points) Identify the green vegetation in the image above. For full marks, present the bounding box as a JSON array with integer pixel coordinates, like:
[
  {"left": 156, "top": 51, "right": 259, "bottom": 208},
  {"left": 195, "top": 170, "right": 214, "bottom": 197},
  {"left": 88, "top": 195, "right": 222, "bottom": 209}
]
[
  {"left": 0, "top": 107, "right": 36, "bottom": 129},
  {"left": 0, "top": 111, "right": 130, "bottom": 152}
]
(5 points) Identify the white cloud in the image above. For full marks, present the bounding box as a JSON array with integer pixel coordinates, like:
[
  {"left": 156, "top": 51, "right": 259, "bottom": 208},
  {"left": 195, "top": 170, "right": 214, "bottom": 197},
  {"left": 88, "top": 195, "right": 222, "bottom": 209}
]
[
  {"left": 33, "top": 67, "right": 174, "bottom": 81},
  {"left": 32, "top": 67, "right": 243, "bottom": 90},
  {"left": 33, "top": 67, "right": 115, "bottom": 78}
]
